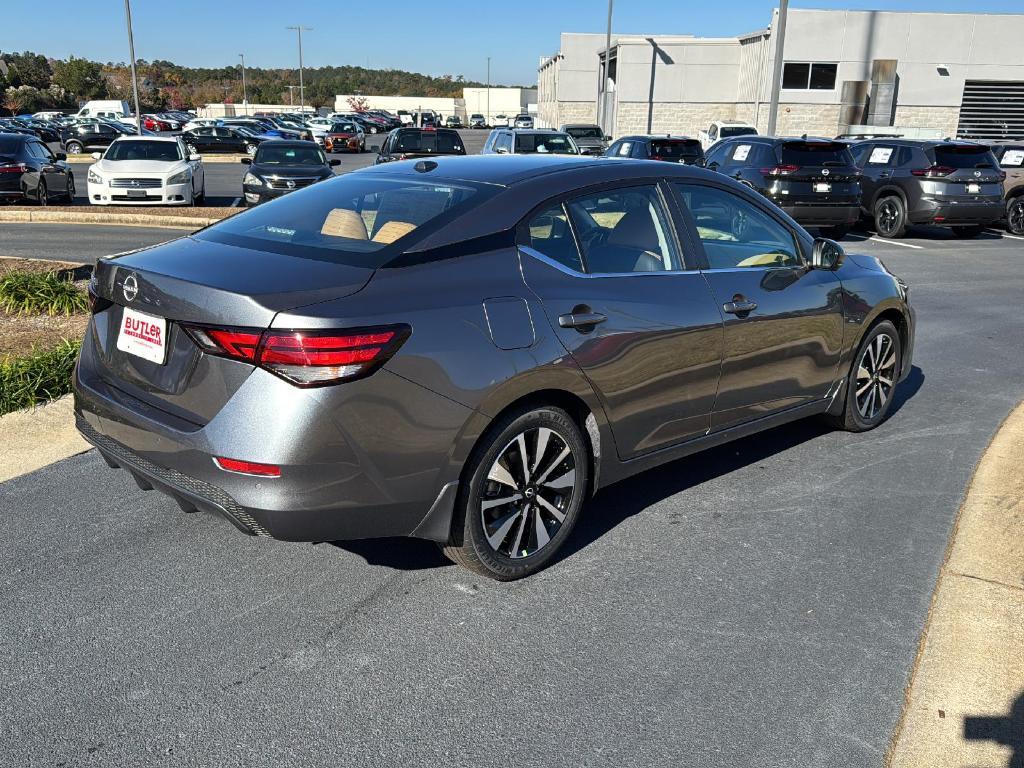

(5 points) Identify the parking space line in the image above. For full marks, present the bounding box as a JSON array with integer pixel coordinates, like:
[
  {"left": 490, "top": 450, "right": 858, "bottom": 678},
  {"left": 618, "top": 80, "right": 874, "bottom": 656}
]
[
  {"left": 869, "top": 237, "right": 924, "bottom": 249},
  {"left": 986, "top": 229, "right": 1024, "bottom": 241}
]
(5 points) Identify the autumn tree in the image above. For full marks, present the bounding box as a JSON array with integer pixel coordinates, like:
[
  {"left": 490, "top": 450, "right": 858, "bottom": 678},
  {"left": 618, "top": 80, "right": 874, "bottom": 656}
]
[{"left": 51, "top": 57, "right": 105, "bottom": 101}]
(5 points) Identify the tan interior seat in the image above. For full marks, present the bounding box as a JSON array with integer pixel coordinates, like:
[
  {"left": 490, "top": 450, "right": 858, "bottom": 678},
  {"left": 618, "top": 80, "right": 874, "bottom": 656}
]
[
  {"left": 372, "top": 221, "right": 417, "bottom": 244},
  {"left": 320, "top": 209, "right": 368, "bottom": 240}
]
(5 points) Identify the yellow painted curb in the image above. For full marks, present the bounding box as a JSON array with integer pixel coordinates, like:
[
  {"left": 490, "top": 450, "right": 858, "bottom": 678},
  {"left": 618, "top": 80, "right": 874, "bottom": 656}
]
[
  {"left": 0, "top": 210, "right": 236, "bottom": 230},
  {"left": 887, "top": 402, "right": 1024, "bottom": 768}
]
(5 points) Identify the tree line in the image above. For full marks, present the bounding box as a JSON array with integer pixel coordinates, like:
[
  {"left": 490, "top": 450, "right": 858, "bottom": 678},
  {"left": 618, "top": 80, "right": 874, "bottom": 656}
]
[{"left": 1, "top": 50, "right": 509, "bottom": 115}]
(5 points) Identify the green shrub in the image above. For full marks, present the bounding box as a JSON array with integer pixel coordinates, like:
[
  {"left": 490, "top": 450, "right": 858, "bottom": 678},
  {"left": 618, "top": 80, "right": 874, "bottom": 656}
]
[
  {"left": 0, "top": 271, "right": 89, "bottom": 316},
  {"left": 0, "top": 339, "right": 81, "bottom": 415}
]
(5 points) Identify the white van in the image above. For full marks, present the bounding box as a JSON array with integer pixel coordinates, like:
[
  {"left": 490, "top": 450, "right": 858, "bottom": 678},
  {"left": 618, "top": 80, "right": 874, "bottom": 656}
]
[{"left": 76, "top": 100, "right": 132, "bottom": 119}]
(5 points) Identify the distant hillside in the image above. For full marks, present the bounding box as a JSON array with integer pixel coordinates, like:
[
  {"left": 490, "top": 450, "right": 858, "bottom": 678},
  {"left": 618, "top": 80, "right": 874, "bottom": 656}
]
[{"left": 1, "top": 50, "right": 516, "bottom": 113}]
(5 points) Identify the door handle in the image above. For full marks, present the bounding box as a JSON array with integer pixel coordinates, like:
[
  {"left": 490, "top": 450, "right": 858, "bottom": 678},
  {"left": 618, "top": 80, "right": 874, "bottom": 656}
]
[
  {"left": 558, "top": 311, "right": 607, "bottom": 330},
  {"left": 879, "top": 172, "right": 891, "bottom": 178},
  {"left": 723, "top": 299, "right": 758, "bottom": 315}
]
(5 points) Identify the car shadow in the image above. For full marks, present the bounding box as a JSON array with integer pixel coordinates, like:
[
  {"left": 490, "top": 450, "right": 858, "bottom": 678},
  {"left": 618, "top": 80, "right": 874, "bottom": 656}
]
[{"left": 330, "top": 367, "right": 924, "bottom": 573}]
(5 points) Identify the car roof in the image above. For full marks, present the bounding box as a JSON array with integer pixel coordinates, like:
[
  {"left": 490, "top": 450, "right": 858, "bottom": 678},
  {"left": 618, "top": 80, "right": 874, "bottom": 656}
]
[
  {"left": 496, "top": 128, "right": 566, "bottom": 134},
  {"left": 622, "top": 135, "right": 698, "bottom": 141},
  {"left": 110, "top": 135, "right": 181, "bottom": 143},
  {"left": 0, "top": 131, "right": 29, "bottom": 141},
  {"left": 256, "top": 140, "right": 318, "bottom": 148},
  {"left": 848, "top": 138, "right": 991, "bottom": 148}
]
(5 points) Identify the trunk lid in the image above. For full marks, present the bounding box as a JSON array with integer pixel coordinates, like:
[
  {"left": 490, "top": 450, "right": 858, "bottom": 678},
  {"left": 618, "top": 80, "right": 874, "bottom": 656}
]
[
  {"left": 87, "top": 234, "right": 376, "bottom": 423},
  {"left": 770, "top": 141, "right": 861, "bottom": 200},
  {"left": 924, "top": 144, "right": 1003, "bottom": 199}
]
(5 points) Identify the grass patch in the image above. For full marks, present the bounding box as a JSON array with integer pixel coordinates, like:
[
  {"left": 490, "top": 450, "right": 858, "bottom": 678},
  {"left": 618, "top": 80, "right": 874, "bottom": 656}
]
[
  {"left": 0, "top": 339, "right": 81, "bottom": 416},
  {"left": 0, "top": 271, "right": 89, "bottom": 316}
]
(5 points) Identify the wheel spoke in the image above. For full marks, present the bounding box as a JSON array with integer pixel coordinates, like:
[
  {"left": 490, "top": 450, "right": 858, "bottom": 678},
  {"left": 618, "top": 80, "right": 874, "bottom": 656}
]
[
  {"left": 543, "top": 468, "right": 575, "bottom": 491},
  {"left": 508, "top": 509, "right": 528, "bottom": 557},
  {"left": 514, "top": 433, "right": 531, "bottom": 485},
  {"left": 536, "top": 493, "right": 566, "bottom": 524},
  {"left": 533, "top": 507, "right": 551, "bottom": 550},
  {"left": 532, "top": 428, "right": 552, "bottom": 474},
  {"left": 481, "top": 493, "right": 521, "bottom": 511},
  {"left": 487, "top": 460, "right": 518, "bottom": 489},
  {"left": 856, "top": 379, "right": 873, "bottom": 396},
  {"left": 486, "top": 510, "right": 521, "bottom": 551},
  {"left": 877, "top": 374, "right": 894, "bottom": 387},
  {"left": 534, "top": 446, "right": 571, "bottom": 486},
  {"left": 879, "top": 349, "right": 897, "bottom": 372}
]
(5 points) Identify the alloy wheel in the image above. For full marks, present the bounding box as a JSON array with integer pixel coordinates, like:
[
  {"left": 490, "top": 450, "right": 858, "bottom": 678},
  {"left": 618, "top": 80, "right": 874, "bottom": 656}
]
[
  {"left": 855, "top": 332, "right": 897, "bottom": 421},
  {"left": 877, "top": 199, "right": 900, "bottom": 235},
  {"left": 479, "top": 427, "right": 577, "bottom": 560},
  {"left": 1008, "top": 198, "right": 1024, "bottom": 236},
  {"left": 37, "top": 181, "right": 48, "bottom": 206}
]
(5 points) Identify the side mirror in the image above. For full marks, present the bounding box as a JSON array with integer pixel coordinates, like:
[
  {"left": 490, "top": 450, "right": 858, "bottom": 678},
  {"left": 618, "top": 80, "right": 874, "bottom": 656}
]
[
  {"left": 369, "top": 145, "right": 380, "bottom": 154},
  {"left": 329, "top": 159, "right": 341, "bottom": 166},
  {"left": 55, "top": 152, "right": 67, "bottom": 161},
  {"left": 707, "top": 162, "right": 719, "bottom": 171},
  {"left": 189, "top": 154, "right": 201, "bottom": 162},
  {"left": 90, "top": 152, "right": 101, "bottom": 160},
  {"left": 605, "top": 135, "right": 613, "bottom": 141},
  {"left": 811, "top": 237, "right": 845, "bottom": 270},
  {"left": 240, "top": 157, "right": 252, "bottom": 165}
]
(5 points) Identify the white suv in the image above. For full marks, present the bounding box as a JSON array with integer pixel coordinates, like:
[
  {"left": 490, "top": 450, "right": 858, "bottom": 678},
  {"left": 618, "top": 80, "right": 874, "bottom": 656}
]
[
  {"left": 513, "top": 114, "right": 534, "bottom": 129},
  {"left": 87, "top": 136, "right": 206, "bottom": 206}
]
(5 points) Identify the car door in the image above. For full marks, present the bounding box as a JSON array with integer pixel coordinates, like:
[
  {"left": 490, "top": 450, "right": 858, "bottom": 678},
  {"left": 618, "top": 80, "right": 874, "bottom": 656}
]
[
  {"left": 31, "top": 140, "right": 67, "bottom": 194},
  {"left": 856, "top": 142, "right": 900, "bottom": 211},
  {"left": 518, "top": 182, "right": 724, "bottom": 458},
  {"left": 93, "top": 124, "right": 118, "bottom": 149},
  {"left": 670, "top": 181, "right": 844, "bottom": 431}
]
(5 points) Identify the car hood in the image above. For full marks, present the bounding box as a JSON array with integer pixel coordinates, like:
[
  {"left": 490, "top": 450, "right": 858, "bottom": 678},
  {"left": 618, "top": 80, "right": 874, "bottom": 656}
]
[
  {"left": 571, "top": 137, "right": 604, "bottom": 147},
  {"left": 249, "top": 163, "right": 331, "bottom": 177},
  {"left": 95, "top": 159, "right": 189, "bottom": 175}
]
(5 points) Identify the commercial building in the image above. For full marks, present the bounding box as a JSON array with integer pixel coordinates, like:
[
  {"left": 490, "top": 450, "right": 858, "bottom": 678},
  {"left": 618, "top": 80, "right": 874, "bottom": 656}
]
[
  {"left": 333, "top": 87, "right": 536, "bottom": 123},
  {"left": 538, "top": 9, "right": 1024, "bottom": 140}
]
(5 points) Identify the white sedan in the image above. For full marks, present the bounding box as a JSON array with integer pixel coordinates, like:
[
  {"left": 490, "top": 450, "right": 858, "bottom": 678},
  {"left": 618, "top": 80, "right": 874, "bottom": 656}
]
[{"left": 87, "top": 136, "right": 206, "bottom": 206}]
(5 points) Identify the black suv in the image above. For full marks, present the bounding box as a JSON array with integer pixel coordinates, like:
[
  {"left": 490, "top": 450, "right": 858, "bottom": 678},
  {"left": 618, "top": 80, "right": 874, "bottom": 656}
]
[
  {"left": 373, "top": 128, "right": 466, "bottom": 164},
  {"left": 849, "top": 139, "right": 1004, "bottom": 238},
  {"left": 704, "top": 136, "right": 861, "bottom": 236},
  {"left": 605, "top": 135, "right": 704, "bottom": 165}
]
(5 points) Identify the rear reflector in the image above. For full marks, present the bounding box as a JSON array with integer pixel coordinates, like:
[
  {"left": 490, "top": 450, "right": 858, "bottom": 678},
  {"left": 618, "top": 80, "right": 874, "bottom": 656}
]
[
  {"left": 214, "top": 457, "right": 281, "bottom": 477},
  {"left": 182, "top": 323, "right": 410, "bottom": 387},
  {"left": 911, "top": 166, "right": 955, "bottom": 178}
]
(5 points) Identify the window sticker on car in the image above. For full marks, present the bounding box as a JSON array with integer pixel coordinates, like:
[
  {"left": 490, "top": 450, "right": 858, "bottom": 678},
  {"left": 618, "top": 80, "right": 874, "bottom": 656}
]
[
  {"left": 868, "top": 147, "right": 893, "bottom": 164},
  {"left": 1001, "top": 149, "right": 1024, "bottom": 167},
  {"left": 733, "top": 144, "right": 751, "bottom": 162}
]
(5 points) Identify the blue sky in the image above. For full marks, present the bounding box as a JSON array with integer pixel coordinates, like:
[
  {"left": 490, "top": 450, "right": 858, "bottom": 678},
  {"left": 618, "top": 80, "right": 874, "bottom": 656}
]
[{"left": 6, "top": 0, "right": 1023, "bottom": 85}]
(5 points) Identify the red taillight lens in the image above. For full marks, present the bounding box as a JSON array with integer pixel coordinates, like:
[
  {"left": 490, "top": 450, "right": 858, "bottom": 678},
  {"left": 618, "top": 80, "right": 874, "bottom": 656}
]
[
  {"left": 183, "top": 324, "right": 409, "bottom": 387},
  {"left": 911, "top": 165, "right": 955, "bottom": 178},
  {"left": 0, "top": 163, "right": 28, "bottom": 174},
  {"left": 214, "top": 457, "right": 281, "bottom": 477},
  {"left": 760, "top": 164, "right": 800, "bottom": 176}
]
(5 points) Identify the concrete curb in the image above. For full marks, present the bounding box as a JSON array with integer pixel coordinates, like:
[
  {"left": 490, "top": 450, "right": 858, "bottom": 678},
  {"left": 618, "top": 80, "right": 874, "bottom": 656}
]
[
  {"left": 0, "top": 210, "right": 232, "bottom": 230},
  {"left": 887, "top": 401, "right": 1024, "bottom": 768},
  {"left": 64, "top": 154, "right": 249, "bottom": 164},
  {"left": 0, "top": 395, "right": 90, "bottom": 483}
]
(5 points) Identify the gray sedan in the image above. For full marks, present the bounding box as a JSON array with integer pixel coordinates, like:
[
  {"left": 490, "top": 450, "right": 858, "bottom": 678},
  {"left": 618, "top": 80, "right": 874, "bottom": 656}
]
[{"left": 74, "top": 155, "right": 914, "bottom": 580}]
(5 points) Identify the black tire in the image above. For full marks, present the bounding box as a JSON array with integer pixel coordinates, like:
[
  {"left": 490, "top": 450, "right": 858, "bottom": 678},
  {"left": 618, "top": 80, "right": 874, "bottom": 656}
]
[
  {"left": 65, "top": 141, "right": 83, "bottom": 155},
  {"left": 36, "top": 180, "right": 48, "bottom": 206},
  {"left": 441, "top": 405, "right": 589, "bottom": 580},
  {"left": 873, "top": 195, "right": 906, "bottom": 239},
  {"left": 827, "top": 319, "right": 902, "bottom": 433},
  {"left": 823, "top": 225, "right": 849, "bottom": 240},
  {"left": 1007, "top": 197, "right": 1024, "bottom": 236},
  {"left": 952, "top": 225, "right": 983, "bottom": 239},
  {"left": 62, "top": 173, "right": 75, "bottom": 203}
]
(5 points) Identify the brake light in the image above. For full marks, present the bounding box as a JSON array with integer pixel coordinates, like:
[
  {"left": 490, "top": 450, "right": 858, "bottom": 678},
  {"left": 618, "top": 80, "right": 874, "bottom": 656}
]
[
  {"left": 214, "top": 457, "right": 281, "bottom": 477},
  {"left": 183, "top": 324, "right": 410, "bottom": 387},
  {"left": 0, "top": 163, "right": 28, "bottom": 174},
  {"left": 760, "top": 164, "right": 800, "bottom": 176},
  {"left": 911, "top": 165, "right": 955, "bottom": 178}
]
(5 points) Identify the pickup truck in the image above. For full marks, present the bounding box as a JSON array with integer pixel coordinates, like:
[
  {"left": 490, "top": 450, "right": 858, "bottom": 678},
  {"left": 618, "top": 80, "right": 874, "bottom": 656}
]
[{"left": 699, "top": 121, "right": 757, "bottom": 150}]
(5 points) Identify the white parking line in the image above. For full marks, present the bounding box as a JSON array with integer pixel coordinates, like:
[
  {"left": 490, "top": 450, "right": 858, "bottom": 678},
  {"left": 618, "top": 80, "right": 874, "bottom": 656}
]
[
  {"left": 986, "top": 229, "right": 1024, "bottom": 241},
  {"left": 231, "top": 197, "right": 241, "bottom": 208},
  {"left": 869, "top": 237, "right": 924, "bottom": 249}
]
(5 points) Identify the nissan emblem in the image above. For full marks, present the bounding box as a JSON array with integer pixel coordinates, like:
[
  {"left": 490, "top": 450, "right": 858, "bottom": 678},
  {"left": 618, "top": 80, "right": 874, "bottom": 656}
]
[{"left": 122, "top": 274, "right": 139, "bottom": 303}]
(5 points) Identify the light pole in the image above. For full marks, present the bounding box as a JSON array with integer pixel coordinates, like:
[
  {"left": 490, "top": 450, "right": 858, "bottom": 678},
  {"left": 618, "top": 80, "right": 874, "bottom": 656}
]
[
  {"left": 766, "top": 0, "right": 790, "bottom": 136},
  {"left": 123, "top": 0, "right": 142, "bottom": 133},
  {"left": 239, "top": 53, "right": 248, "bottom": 115},
  {"left": 286, "top": 26, "right": 312, "bottom": 114},
  {"left": 486, "top": 57, "right": 491, "bottom": 125},
  {"left": 286, "top": 85, "right": 298, "bottom": 107},
  {"left": 597, "top": 0, "right": 613, "bottom": 132}
]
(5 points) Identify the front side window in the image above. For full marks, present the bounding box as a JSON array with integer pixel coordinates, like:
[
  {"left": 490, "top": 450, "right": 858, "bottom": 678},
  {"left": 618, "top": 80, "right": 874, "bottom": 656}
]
[
  {"left": 674, "top": 183, "right": 801, "bottom": 269},
  {"left": 104, "top": 141, "right": 183, "bottom": 162},
  {"left": 566, "top": 126, "right": 602, "bottom": 140},
  {"left": 565, "top": 186, "right": 681, "bottom": 273},
  {"left": 524, "top": 204, "right": 583, "bottom": 272},
  {"left": 782, "top": 62, "right": 837, "bottom": 90}
]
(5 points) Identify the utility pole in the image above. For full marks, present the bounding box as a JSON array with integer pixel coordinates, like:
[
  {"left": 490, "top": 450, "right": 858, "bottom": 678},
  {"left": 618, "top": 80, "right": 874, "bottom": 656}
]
[
  {"left": 486, "top": 57, "right": 491, "bottom": 126},
  {"left": 239, "top": 53, "right": 248, "bottom": 115},
  {"left": 123, "top": 0, "right": 142, "bottom": 133},
  {"left": 766, "top": 0, "right": 789, "bottom": 136},
  {"left": 597, "top": 0, "right": 613, "bottom": 132},
  {"left": 286, "top": 26, "right": 312, "bottom": 114}
]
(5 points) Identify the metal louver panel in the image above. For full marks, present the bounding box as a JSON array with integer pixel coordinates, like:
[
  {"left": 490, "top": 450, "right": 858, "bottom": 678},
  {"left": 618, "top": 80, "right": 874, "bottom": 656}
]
[{"left": 957, "top": 80, "right": 1024, "bottom": 140}]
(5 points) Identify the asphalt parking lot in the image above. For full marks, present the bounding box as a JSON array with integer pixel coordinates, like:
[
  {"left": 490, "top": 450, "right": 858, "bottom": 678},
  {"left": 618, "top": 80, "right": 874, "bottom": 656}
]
[{"left": 1, "top": 227, "right": 1023, "bottom": 765}]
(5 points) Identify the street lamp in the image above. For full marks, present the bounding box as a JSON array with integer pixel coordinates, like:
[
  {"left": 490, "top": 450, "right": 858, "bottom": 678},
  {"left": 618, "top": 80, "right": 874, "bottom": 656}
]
[
  {"left": 766, "top": 0, "right": 790, "bottom": 135},
  {"left": 597, "top": 0, "right": 613, "bottom": 132},
  {"left": 286, "top": 26, "right": 312, "bottom": 114},
  {"left": 286, "top": 85, "right": 298, "bottom": 107},
  {"left": 486, "top": 57, "right": 491, "bottom": 125},
  {"left": 239, "top": 53, "right": 248, "bottom": 116},
  {"left": 122, "top": 0, "right": 142, "bottom": 133}
]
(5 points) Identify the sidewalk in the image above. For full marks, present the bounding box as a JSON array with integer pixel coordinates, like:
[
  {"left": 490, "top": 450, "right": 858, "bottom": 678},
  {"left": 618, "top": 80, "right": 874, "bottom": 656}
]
[{"left": 0, "top": 395, "right": 90, "bottom": 483}]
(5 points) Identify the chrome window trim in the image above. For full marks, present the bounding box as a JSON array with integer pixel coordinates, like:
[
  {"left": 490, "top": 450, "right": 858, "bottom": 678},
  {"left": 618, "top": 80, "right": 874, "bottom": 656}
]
[{"left": 519, "top": 245, "right": 701, "bottom": 279}]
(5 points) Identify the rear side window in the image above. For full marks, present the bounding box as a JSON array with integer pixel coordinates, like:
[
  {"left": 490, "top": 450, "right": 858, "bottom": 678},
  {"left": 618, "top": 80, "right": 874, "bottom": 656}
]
[
  {"left": 616, "top": 141, "right": 633, "bottom": 157},
  {"left": 649, "top": 140, "right": 702, "bottom": 161},
  {"left": 996, "top": 146, "right": 1024, "bottom": 167},
  {"left": 719, "top": 126, "right": 757, "bottom": 139},
  {"left": 0, "top": 137, "right": 24, "bottom": 155},
  {"left": 931, "top": 145, "right": 997, "bottom": 169},
  {"left": 778, "top": 141, "right": 854, "bottom": 166},
  {"left": 865, "top": 145, "right": 896, "bottom": 165},
  {"left": 197, "top": 176, "right": 489, "bottom": 266},
  {"left": 525, "top": 204, "right": 584, "bottom": 272}
]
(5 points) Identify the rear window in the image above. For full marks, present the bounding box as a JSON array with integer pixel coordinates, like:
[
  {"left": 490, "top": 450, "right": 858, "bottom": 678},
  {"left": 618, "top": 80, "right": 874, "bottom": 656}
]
[
  {"left": 931, "top": 144, "right": 996, "bottom": 169},
  {"left": 514, "top": 133, "right": 577, "bottom": 154},
  {"left": 650, "top": 140, "right": 702, "bottom": 159},
  {"left": 719, "top": 126, "right": 757, "bottom": 139},
  {"left": 565, "top": 126, "right": 603, "bottom": 139},
  {"left": 196, "top": 175, "right": 489, "bottom": 266},
  {"left": 105, "top": 141, "right": 183, "bottom": 162},
  {"left": 778, "top": 141, "right": 854, "bottom": 166},
  {"left": 394, "top": 131, "right": 464, "bottom": 154},
  {"left": 0, "top": 136, "right": 24, "bottom": 155}
]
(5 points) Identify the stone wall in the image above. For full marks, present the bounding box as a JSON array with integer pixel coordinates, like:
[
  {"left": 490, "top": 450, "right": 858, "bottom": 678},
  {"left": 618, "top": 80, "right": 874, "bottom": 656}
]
[
  {"left": 893, "top": 106, "right": 960, "bottom": 138},
  {"left": 613, "top": 102, "right": 741, "bottom": 137}
]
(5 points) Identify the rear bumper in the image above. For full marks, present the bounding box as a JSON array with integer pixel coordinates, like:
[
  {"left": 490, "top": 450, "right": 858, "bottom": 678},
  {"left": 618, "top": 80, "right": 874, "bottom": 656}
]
[
  {"left": 72, "top": 325, "right": 472, "bottom": 542},
  {"left": 775, "top": 201, "right": 860, "bottom": 226},
  {"left": 908, "top": 197, "right": 1004, "bottom": 226}
]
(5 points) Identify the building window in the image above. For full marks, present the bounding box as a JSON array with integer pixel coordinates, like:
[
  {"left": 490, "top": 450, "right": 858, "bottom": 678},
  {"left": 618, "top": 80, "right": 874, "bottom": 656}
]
[{"left": 782, "top": 62, "right": 838, "bottom": 90}]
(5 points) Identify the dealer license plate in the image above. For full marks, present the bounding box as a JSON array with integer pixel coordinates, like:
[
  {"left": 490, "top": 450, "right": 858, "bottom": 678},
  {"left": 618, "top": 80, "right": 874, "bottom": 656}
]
[
  {"left": 116, "top": 307, "right": 167, "bottom": 365},
  {"left": 815, "top": 182, "right": 831, "bottom": 193},
  {"left": 967, "top": 183, "right": 981, "bottom": 194}
]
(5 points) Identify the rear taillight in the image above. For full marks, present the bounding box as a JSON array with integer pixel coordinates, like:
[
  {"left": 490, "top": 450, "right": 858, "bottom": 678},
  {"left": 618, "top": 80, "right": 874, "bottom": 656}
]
[
  {"left": 911, "top": 165, "right": 955, "bottom": 178},
  {"left": 182, "top": 324, "right": 410, "bottom": 387},
  {"left": 760, "top": 164, "right": 800, "bottom": 176},
  {"left": 0, "top": 163, "right": 28, "bottom": 174},
  {"left": 87, "top": 282, "right": 112, "bottom": 314}
]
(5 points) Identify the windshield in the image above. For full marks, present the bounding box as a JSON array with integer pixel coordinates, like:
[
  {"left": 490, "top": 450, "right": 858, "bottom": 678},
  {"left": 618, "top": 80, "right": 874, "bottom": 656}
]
[
  {"left": 330, "top": 123, "right": 357, "bottom": 133},
  {"left": 394, "top": 131, "right": 464, "bottom": 154},
  {"left": 514, "top": 134, "right": 578, "bottom": 154},
  {"left": 931, "top": 145, "right": 997, "bottom": 169},
  {"left": 197, "top": 176, "right": 487, "bottom": 265},
  {"left": 254, "top": 145, "right": 327, "bottom": 166},
  {"left": 779, "top": 141, "right": 854, "bottom": 166},
  {"left": 565, "top": 126, "right": 602, "bottom": 139},
  {"left": 651, "top": 140, "right": 702, "bottom": 159},
  {"left": 471, "top": 114, "right": 484, "bottom": 120},
  {"left": 105, "top": 141, "right": 183, "bottom": 162},
  {"left": 720, "top": 126, "right": 757, "bottom": 139}
]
